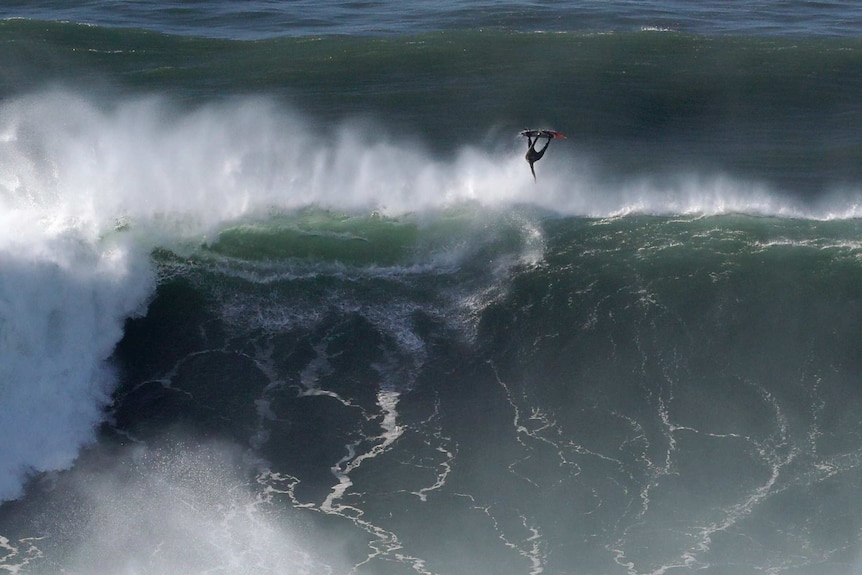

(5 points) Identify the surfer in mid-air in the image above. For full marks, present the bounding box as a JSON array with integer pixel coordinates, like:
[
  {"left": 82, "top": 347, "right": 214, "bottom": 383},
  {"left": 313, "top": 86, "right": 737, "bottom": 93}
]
[
  {"left": 524, "top": 133, "right": 552, "bottom": 181},
  {"left": 520, "top": 129, "right": 565, "bottom": 181}
]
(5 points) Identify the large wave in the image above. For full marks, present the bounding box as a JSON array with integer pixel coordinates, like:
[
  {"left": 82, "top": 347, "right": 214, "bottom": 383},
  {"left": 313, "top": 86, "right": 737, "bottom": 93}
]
[{"left": 2, "top": 88, "right": 862, "bottom": 504}]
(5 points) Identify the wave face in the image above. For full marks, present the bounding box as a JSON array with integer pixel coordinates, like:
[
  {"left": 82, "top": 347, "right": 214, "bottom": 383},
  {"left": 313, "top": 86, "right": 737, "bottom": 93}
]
[
  {"left": 3, "top": 8, "right": 862, "bottom": 575},
  {"left": 7, "top": 206, "right": 862, "bottom": 575}
]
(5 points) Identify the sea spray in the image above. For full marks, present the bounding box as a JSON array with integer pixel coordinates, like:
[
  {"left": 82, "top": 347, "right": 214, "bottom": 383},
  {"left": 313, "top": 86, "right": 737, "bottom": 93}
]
[
  {"left": 5, "top": 89, "right": 861, "bottom": 224},
  {"left": 11, "top": 440, "right": 335, "bottom": 575},
  {"left": 0, "top": 92, "right": 161, "bottom": 502},
  {"left": 0, "top": 93, "right": 158, "bottom": 498}
]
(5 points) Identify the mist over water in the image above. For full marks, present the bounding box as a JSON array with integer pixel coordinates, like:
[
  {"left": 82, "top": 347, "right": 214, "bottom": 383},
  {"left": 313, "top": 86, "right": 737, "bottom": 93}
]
[
  {"left": 0, "top": 439, "right": 340, "bottom": 575},
  {"left": 6, "top": 89, "right": 861, "bottom": 223}
]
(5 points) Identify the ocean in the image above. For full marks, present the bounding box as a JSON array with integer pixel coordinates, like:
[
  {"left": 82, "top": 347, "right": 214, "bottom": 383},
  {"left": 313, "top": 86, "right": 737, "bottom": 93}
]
[{"left": 3, "top": 2, "right": 862, "bottom": 574}]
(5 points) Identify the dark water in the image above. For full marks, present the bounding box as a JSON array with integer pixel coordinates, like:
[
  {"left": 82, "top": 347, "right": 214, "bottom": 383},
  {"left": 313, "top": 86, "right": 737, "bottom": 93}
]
[
  {"left": 6, "top": 0, "right": 862, "bottom": 37},
  {"left": 3, "top": 2, "right": 862, "bottom": 574}
]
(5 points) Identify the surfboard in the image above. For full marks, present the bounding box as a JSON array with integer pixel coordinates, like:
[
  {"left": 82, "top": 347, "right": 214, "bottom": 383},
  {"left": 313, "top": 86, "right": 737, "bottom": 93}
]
[{"left": 519, "top": 129, "right": 567, "bottom": 139}]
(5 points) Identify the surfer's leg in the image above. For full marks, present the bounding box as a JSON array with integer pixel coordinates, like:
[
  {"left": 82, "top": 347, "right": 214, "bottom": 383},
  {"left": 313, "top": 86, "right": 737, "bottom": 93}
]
[
  {"left": 539, "top": 136, "right": 552, "bottom": 153},
  {"left": 530, "top": 138, "right": 552, "bottom": 163}
]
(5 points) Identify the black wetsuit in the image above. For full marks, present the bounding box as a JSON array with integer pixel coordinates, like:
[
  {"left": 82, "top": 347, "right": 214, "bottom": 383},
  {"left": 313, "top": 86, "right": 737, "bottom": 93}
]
[{"left": 525, "top": 134, "right": 552, "bottom": 180}]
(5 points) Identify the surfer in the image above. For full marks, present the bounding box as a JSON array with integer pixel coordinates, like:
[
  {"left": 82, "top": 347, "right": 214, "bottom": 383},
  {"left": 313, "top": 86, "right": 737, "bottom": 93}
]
[{"left": 525, "top": 133, "right": 552, "bottom": 181}]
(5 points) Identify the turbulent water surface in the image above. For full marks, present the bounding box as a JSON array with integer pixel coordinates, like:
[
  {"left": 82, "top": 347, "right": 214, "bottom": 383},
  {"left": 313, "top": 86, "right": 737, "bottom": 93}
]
[{"left": 3, "top": 2, "right": 862, "bottom": 574}]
